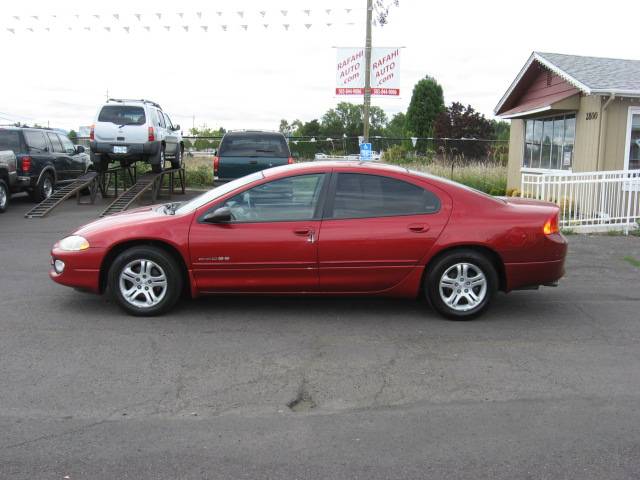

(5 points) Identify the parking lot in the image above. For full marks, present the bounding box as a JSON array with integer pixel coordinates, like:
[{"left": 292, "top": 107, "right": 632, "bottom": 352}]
[{"left": 1, "top": 193, "right": 640, "bottom": 479}]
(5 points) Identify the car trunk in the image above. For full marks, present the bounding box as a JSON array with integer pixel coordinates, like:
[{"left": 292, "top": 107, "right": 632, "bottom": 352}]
[{"left": 95, "top": 105, "right": 148, "bottom": 144}]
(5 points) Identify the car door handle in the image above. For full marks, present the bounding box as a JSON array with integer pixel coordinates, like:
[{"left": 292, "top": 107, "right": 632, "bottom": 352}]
[
  {"left": 408, "top": 224, "right": 429, "bottom": 233},
  {"left": 293, "top": 228, "right": 316, "bottom": 243}
]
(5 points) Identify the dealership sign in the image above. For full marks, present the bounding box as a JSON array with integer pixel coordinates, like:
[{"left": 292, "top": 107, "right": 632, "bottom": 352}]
[{"left": 335, "top": 47, "right": 401, "bottom": 96}]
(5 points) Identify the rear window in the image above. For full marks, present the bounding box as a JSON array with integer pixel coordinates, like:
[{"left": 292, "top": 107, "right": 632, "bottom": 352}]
[
  {"left": 219, "top": 134, "right": 290, "bottom": 157},
  {"left": 0, "top": 130, "right": 22, "bottom": 153},
  {"left": 23, "top": 130, "right": 48, "bottom": 152},
  {"left": 98, "top": 105, "right": 146, "bottom": 126}
]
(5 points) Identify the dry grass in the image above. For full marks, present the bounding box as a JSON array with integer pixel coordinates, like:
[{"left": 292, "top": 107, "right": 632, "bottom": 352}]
[{"left": 181, "top": 156, "right": 507, "bottom": 195}]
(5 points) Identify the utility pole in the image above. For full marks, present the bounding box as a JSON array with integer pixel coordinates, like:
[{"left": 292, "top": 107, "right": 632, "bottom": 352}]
[{"left": 362, "top": 0, "right": 373, "bottom": 143}]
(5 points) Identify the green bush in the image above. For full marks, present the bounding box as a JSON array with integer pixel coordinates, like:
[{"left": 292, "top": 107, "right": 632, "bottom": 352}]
[{"left": 186, "top": 165, "right": 213, "bottom": 187}]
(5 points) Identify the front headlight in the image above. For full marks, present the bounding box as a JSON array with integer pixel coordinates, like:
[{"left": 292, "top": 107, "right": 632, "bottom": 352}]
[{"left": 58, "top": 235, "right": 90, "bottom": 251}]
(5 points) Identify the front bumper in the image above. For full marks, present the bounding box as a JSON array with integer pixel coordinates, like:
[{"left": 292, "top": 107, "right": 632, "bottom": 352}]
[{"left": 49, "top": 247, "right": 105, "bottom": 294}]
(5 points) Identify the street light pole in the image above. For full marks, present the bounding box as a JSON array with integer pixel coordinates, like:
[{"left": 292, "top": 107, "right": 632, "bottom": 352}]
[{"left": 362, "top": 0, "right": 373, "bottom": 143}]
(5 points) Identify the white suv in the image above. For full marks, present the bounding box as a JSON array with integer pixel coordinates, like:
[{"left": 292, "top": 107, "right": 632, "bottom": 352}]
[{"left": 90, "top": 99, "right": 183, "bottom": 173}]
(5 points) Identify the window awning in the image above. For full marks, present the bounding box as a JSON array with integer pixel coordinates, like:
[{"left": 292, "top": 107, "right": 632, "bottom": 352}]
[{"left": 499, "top": 90, "right": 580, "bottom": 119}]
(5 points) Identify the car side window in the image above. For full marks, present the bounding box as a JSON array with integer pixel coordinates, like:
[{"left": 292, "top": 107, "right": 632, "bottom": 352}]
[
  {"left": 23, "top": 131, "right": 48, "bottom": 153},
  {"left": 163, "top": 113, "right": 173, "bottom": 129},
  {"left": 330, "top": 173, "right": 440, "bottom": 219},
  {"left": 46, "top": 133, "right": 64, "bottom": 153},
  {"left": 214, "top": 174, "right": 326, "bottom": 223},
  {"left": 58, "top": 135, "right": 76, "bottom": 154},
  {"left": 156, "top": 109, "right": 165, "bottom": 128}
]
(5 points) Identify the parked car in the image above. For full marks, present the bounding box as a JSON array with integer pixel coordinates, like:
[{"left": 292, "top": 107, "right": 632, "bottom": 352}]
[
  {"left": 0, "top": 127, "right": 92, "bottom": 202},
  {"left": 50, "top": 161, "right": 567, "bottom": 319},
  {"left": 0, "top": 150, "right": 17, "bottom": 213},
  {"left": 90, "top": 98, "right": 183, "bottom": 173},
  {"left": 213, "top": 130, "right": 293, "bottom": 184}
]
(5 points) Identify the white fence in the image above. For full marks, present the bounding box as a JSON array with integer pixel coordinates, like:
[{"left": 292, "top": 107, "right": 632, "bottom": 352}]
[{"left": 521, "top": 169, "right": 640, "bottom": 233}]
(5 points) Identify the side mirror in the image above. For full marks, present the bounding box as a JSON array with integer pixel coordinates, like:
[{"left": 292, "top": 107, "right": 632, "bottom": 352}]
[
  {"left": 75, "top": 145, "right": 85, "bottom": 154},
  {"left": 173, "top": 124, "right": 180, "bottom": 131},
  {"left": 202, "top": 206, "right": 232, "bottom": 223}
]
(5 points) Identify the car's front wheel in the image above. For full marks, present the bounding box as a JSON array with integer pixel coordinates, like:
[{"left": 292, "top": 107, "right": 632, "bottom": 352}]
[
  {"left": 0, "top": 179, "right": 9, "bottom": 213},
  {"left": 425, "top": 250, "right": 497, "bottom": 320},
  {"left": 108, "top": 246, "right": 183, "bottom": 316}
]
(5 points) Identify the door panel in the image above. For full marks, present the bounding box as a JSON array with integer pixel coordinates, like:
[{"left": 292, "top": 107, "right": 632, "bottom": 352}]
[
  {"left": 318, "top": 172, "right": 449, "bottom": 292},
  {"left": 46, "top": 133, "right": 69, "bottom": 181},
  {"left": 318, "top": 215, "right": 445, "bottom": 292},
  {"left": 189, "top": 173, "right": 327, "bottom": 292},
  {"left": 58, "top": 134, "right": 85, "bottom": 179},
  {"left": 189, "top": 221, "right": 320, "bottom": 292}
]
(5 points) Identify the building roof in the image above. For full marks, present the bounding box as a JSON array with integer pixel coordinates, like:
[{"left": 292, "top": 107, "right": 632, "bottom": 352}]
[{"left": 495, "top": 52, "right": 640, "bottom": 116}]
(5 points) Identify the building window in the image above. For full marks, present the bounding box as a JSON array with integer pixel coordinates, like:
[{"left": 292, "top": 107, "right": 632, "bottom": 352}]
[
  {"left": 523, "top": 114, "right": 575, "bottom": 170},
  {"left": 627, "top": 111, "right": 640, "bottom": 170}
]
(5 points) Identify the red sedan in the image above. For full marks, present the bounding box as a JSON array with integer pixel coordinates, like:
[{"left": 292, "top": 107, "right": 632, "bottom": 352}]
[{"left": 50, "top": 162, "right": 567, "bottom": 320}]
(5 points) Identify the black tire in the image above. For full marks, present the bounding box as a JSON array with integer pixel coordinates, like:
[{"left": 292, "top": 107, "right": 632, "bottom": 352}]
[
  {"left": 30, "top": 171, "right": 54, "bottom": 203},
  {"left": 150, "top": 145, "right": 165, "bottom": 173},
  {"left": 425, "top": 249, "right": 498, "bottom": 320},
  {"left": 108, "top": 246, "right": 183, "bottom": 316},
  {"left": 91, "top": 152, "right": 110, "bottom": 173},
  {"left": 0, "top": 179, "right": 9, "bottom": 213},
  {"left": 170, "top": 144, "right": 182, "bottom": 170}
]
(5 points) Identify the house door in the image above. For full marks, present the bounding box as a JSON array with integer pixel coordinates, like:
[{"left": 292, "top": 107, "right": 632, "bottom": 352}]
[{"left": 625, "top": 107, "right": 640, "bottom": 170}]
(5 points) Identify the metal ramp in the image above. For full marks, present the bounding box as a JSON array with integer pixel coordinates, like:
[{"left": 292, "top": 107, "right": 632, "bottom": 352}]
[
  {"left": 99, "top": 167, "right": 185, "bottom": 218},
  {"left": 24, "top": 172, "right": 99, "bottom": 218}
]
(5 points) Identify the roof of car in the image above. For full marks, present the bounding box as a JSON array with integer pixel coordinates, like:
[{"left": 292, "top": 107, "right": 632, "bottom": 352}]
[
  {"left": 224, "top": 130, "right": 284, "bottom": 136},
  {"left": 262, "top": 160, "right": 410, "bottom": 177}
]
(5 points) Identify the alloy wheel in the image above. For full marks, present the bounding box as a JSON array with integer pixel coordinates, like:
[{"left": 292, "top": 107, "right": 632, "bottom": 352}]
[
  {"left": 118, "top": 259, "right": 168, "bottom": 309},
  {"left": 438, "top": 262, "right": 487, "bottom": 312}
]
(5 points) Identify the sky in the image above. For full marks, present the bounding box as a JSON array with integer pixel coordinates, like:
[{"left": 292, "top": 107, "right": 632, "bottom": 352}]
[{"left": 1, "top": 0, "right": 639, "bottom": 133}]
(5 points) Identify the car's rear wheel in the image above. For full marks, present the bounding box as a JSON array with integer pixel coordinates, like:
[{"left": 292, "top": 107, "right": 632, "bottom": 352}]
[
  {"left": 0, "top": 179, "right": 9, "bottom": 213},
  {"left": 425, "top": 250, "right": 497, "bottom": 320},
  {"left": 170, "top": 144, "right": 182, "bottom": 170},
  {"left": 30, "top": 171, "right": 54, "bottom": 203},
  {"left": 108, "top": 246, "right": 182, "bottom": 316},
  {"left": 92, "top": 153, "right": 110, "bottom": 173}
]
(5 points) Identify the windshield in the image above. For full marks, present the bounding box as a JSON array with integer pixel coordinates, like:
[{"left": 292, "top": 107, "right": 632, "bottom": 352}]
[
  {"left": 175, "top": 171, "right": 264, "bottom": 214},
  {"left": 219, "top": 134, "right": 290, "bottom": 157},
  {"left": 98, "top": 105, "right": 146, "bottom": 125}
]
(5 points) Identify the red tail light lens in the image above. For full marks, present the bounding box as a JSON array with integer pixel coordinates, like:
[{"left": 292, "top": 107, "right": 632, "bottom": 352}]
[
  {"left": 543, "top": 213, "right": 559, "bottom": 235},
  {"left": 287, "top": 156, "right": 294, "bottom": 164},
  {"left": 148, "top": 127, "right": 155, "bottom": 142},
  {"left": 89, "top": 124, "right": 95, "bottom": 141},
  {"left": 21, "top": 156, "right": 31, "bottom": 172},
  {"left": 213, "top": 156, "right": 219, "bottom": 174}
]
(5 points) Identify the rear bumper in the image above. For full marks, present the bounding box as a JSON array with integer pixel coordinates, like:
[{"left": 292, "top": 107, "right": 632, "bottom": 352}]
[
  {"left": 90, "top": 140, "right": 160, "bottom": 157},
  {"left": 504, "top": 258, "right": 566, "bottom": 291}
]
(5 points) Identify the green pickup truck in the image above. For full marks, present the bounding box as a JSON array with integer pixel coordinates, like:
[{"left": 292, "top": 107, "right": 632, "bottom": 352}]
[{"left": 213, "top": 131, "right": 293, "bottom": 184}]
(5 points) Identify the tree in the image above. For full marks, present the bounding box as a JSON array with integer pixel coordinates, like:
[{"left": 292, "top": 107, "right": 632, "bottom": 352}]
[
  {"left": 297, "top": 119, "right": 320, "bottom": 138},
  {"left": 433, "top": 102, "right": 493, "bottom": 159},
  {"left": 384, "top": 112, "right": 406, "bottom": 138},
  {"left": 405, "top": 76, "right": 445, "bottom": 138},
  {"left": 320, "top": 102, "right": 387, "bottom": 138},
  {"left": 68, "top": 130, "right": 78, "bottom": 142},
  {"left": 187, "top": 125, "right": 225, "bottom": 151}
]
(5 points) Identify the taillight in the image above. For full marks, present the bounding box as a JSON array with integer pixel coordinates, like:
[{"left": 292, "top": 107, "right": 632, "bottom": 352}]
[
  {"left": 21, "top": 156, "right": 31, "bottom": 173},
  {"left": 543, "top": 213, "right": 559, "bottom": 235},
  {"left": 148, "top": 126, "right": 155, "bottom": 142},
  {"left": 287, "top": 156, "right": 294, "bottom": 164},
  {"left": 89, "top": 124, "right": 95, "bottom": 141},
  {"left": 213, "top": 156, "right": 219, "bottom": 174}
]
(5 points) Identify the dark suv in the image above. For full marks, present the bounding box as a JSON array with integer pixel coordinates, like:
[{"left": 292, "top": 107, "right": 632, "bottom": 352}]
[
  {"left": 214, "top": 131, "right": 293, "bottom": 184},
  {"left": 0, "top": 127, "right": 91, "bottom": 202}
]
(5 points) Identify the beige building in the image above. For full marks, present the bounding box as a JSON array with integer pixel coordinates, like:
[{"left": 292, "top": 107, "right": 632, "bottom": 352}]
[{"left": 495, "top": 52, "right": 640, "bottom": 191}]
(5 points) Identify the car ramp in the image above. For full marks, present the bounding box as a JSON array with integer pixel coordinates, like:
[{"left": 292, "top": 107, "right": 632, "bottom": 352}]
[
  {"left": 24, "top": 172, "right": 99, "bottom": 218},
  {"left": 99, "top": 167, "right": 185, "bottom": 218}
]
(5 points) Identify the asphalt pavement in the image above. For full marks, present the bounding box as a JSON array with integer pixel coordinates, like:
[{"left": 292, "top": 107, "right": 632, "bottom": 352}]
[{"left": 1, "top": 192, "right": 640, "bottom": 479}]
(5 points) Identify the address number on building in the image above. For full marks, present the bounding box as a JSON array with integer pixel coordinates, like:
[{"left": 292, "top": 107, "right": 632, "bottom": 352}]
[{"left": 585, "top": 112, "right": 598, "bottom": 121}]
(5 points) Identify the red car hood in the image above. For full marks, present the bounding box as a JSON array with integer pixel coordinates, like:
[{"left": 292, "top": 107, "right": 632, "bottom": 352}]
[{"left": 73, "top": 205, "right": 175, "bottom": 240}]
